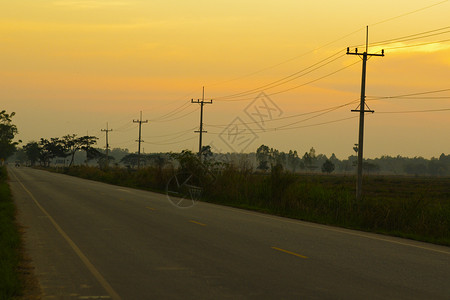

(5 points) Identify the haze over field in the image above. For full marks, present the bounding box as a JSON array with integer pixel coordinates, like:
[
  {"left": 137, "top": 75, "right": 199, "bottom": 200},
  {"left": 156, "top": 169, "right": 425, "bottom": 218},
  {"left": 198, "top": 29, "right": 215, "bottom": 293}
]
[{"left": 1, "top": 0, "right": 449, "bottom": 159}]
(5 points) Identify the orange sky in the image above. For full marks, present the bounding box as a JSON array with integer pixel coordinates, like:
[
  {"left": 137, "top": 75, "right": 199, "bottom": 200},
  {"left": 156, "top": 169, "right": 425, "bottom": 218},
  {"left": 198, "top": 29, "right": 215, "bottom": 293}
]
[{"left": 1, "top": 0, "right": 449, "bottom": 158}]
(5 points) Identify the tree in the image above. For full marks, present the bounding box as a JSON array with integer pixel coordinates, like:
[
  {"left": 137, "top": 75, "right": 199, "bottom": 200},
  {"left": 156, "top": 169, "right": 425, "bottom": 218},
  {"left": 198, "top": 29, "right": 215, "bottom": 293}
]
[
  {"left": 287, "top": 150, "right": 301, "bottom": 172},
  {"left": 120, "top": 154, "right": 139, "bottom": 168},
  {"left": 61, "top": 134, "right": 98, "bottom": 167},
  {"left": 256, "top": 145, "right": 270, "bottom": 171},
  {"left": 39, "top": 138, "right": 66, "bottom": 167},
  {"left": 201, "top": 145, "right": 213, "bottom": 162},
  {"left": 23, "top": 142, "right": 41, "bottom": 166},
  {"left": 0, "top": 110, "right": 20, "bottom": 161},
  {"left": 321, "top": 159, "right": 335, "bottom": 173}
]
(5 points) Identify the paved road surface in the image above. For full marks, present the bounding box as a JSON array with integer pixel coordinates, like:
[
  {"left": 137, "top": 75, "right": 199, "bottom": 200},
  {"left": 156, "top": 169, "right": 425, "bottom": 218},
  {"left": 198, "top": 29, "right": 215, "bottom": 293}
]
[{"left": 8, "top": 167, "right": 450, "bottom": 299}]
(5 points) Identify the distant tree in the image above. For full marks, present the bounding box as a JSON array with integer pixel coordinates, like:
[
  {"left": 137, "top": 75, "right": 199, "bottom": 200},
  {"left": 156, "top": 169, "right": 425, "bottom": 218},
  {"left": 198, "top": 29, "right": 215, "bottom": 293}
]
[
  {"left": 201, "top": 145, "right": 213, "bottom": 162},
  {"left": 321, "top": 159, "right": 335, "bottom": 173},
  {"left": 86, "top": 147, "right": 103, "bottom": 164},
  {"left": 109, "top": 148, "right": 130, "bottom": 162},
  {"left": 256, "top": 145, "right": 270, "bottom": 171},
  {"left": 39, "top": 138, "right": 66, "bottom": 167},
  {"left": 23, "top": 141, "right": 41, "bottom": 166},
  {"left": 287, "top": 150, "right": 299, "bottom": 172},
  {"left": 120, "top": 154, "right": 139, "bottom": 168},
  {"left": 61, "top": 134, "right": 98, "bottom": 167},
  {"left": 363, "top": 162, "right": 380, "bottom": 174},
  {"left": 303, "top": 147, "right": 318, "bottom": 171},
  {"left": 14, "top": 148, "right": 27, "bottom": 164},
  {"left": 0, "top": 110, "right": 20, "bottom": 162},
  {"left": 98, "top": 154, "right": 115, "bottom": 169}
]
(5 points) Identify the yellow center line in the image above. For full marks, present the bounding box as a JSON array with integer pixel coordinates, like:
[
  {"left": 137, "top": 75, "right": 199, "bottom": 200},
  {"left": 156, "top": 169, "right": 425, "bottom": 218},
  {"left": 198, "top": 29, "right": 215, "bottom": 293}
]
[
  {"left": 189, "top": 220, "right": 206, "bottom": 226},
  {"left": 146, "top": 207, "right": 156, "bottom": 211},
  {"left": 272, "top": 247, "right": 308, "bottom": 259}
]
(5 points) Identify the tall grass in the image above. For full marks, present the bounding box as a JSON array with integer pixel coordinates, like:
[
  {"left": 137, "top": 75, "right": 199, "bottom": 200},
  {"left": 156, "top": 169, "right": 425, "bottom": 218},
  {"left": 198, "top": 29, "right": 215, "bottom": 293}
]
[{"left": 0, "top": 166, "right": 22, "bottom": 299}]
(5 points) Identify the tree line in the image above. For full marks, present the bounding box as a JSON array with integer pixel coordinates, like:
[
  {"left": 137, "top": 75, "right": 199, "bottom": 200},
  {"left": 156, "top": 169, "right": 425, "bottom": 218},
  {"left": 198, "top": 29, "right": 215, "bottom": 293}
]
[{"left": 1, "top": 110, "right": 448, "bottom": 176}]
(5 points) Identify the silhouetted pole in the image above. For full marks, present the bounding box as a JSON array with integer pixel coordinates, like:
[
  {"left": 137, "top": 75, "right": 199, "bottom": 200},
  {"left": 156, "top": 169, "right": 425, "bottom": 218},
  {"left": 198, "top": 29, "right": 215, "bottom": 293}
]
[
  {"left": 191, "top": 86, "right": 213, "bottom": 157},
  {"left": 101, "top": 123, "right": 113, "bottom": 168},
  {"left": 347, "top": 26, "right": 384, "bottom": 199},
  {"left": 133, "top": 111, "right": 148, "bottom": 169}
]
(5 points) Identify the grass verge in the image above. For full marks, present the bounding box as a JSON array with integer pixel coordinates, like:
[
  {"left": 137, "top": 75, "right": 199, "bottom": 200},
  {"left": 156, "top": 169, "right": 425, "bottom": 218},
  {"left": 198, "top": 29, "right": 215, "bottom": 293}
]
[{"left": 0, "top": 166, "right": 22, "bottom": 299}]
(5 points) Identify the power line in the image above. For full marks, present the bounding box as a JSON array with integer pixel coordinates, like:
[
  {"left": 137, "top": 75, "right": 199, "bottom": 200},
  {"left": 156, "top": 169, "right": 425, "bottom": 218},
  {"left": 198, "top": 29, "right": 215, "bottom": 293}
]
[
  {"left": 215, "top": 60, "right": 360, "bottom": 102},
  {"left": 370, "top": 0, "right": 449, "bottom": 27},
  {"left": 142, "top": 136, "right": 197, "bottom": 146},
  {"left": 207, "top": 116, "right": 358, "bottom": 135},
  {"left": 214, "top": 50, "right": 346, "bottom": 100},
  {"left": 143, "top": 127, "right": 197, "bottom": 139},
  {"left": 383, "top": 38, "right": 450, "bottom": 50},
  {"left": 376, "top": 108, "right": 450, "bottom": 114},
  {"left": 206, "top": 29, "right": 365, "bottom": 89},
  {"left": 150, "top": 101, "right": 191, "bottom": 121},
  {"left": 150, "top": 107, "right": 199, "bottom": 123},
  {"left": 205, "top": 99, "right": 359, "bottom": 128},
  {"left": 367, "top": 88, "right": 450, "bottom": 100},
  {"left": 368, "top": 26, "right": 450, "bottom": 47}
]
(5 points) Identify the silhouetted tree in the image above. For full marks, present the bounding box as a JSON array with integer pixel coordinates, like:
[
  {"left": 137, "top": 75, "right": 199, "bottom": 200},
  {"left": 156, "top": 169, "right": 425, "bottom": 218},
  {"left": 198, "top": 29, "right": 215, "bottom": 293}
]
[
  {"left": 23, "top": 142, "right": 41, "bottom": 166},
  {"left": 256, "top": 145, "right": 270, "bottom": 171},
  {"left": 0, "top": 110, "right": 20, "bottom": 162},
  {"left": 321, "top": 159, "right": 335, "bottom": 173}
]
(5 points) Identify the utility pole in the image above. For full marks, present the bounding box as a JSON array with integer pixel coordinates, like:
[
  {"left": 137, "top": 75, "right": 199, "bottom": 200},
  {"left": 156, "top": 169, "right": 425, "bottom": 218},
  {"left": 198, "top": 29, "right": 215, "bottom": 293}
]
[
  {"left": 347, "top": 26, "right": 384, "bottom": 199},
  {"left": 101, "top": 123, "right": 113, "bottom": 168},
  {"left": 191, "top": 86, "right": 213, "bottom": 157},
  {"left": 133, "top": 111, "right": 148, "bottom": 169}
]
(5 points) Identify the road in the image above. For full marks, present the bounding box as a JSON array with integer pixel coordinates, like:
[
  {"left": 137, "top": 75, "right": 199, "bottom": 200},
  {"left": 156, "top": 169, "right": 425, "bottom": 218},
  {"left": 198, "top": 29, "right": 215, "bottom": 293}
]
[{"left": 8, "top": 167, "right": 450, "bottom": 299}]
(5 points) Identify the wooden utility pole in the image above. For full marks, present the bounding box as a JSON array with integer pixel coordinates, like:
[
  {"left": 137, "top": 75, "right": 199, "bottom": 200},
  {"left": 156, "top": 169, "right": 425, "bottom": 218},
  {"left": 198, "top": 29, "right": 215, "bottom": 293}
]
[
  {"left": 133, "top": 111, "right": 148, "bottom": 169},
  {"left": 101, "top": 123, "right": 113, "bottom": 168},
  {"left": 191, "top": 86, "right": 213, "bottom": 157},
  {"left": 347, "top": 26, "right": 384, "bottom": 199}
]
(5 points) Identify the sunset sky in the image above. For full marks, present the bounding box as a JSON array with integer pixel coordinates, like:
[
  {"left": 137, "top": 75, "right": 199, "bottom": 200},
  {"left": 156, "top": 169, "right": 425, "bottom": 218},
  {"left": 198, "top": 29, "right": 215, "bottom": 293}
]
[{"left": 1, "top": 0, "right": 449, "bottom": 159}]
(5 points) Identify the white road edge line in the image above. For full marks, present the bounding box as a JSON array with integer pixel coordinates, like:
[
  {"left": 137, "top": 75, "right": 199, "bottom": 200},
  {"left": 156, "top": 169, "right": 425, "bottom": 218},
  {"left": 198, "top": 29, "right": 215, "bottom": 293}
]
[{"left": 10, "top": 169, "right": 122, "bottom": 300}]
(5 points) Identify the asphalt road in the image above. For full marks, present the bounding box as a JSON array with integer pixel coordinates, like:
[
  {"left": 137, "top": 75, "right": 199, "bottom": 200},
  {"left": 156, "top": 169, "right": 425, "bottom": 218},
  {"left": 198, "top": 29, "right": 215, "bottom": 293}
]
[{"left": 8, "top": 166, "right": 450, "bottom": 299}]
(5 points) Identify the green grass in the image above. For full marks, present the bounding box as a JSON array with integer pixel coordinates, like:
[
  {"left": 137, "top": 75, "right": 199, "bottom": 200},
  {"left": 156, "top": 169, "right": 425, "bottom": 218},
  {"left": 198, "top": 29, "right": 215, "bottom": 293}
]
[{"left": 0, "top": 166, "right": 22, "bottom": 299}]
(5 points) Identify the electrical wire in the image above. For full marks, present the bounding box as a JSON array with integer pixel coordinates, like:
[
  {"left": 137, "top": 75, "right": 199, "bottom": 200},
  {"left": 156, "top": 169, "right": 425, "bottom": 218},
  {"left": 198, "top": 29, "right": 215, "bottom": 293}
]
[
  {"left": 376, "top": 108, "right": 450, "bottom": 114},
  {"left": 370, "top": 0, "right": 449, "bottom": 27},
  {"left": 367, "top": 88, "right": 450, "bottom": 100},
  {"left": 149, "top": 101, "right": 191, "bottom": 121},
  {"left": 142, "top": 127, "right": 197, "bottom": 139},
  {"left": 205, "top": 99, "right": 359, "bottom": 128},
  {"left": 214, "top": 50, "right": 346, "bottom": 100},
  {"left": 207, "top": 116, "right": 358, "bottom": 135},
  {"left": 150, "top": 107, "right": 199, "bottom": 123},
  {"left": 215, "top": 59, "right": 361, "bottom": 102},
  {"left": 369, "top": 26, "right": 450, "bottom": 47},
  {"left": 383, "top": 38, "right": 450, "bottom": 50},
  {"left": 142, "top": 136, "right": 197, "bottom": 146},
  {"left": 206, "top": 29, "right": 364, "bottom": 89}
]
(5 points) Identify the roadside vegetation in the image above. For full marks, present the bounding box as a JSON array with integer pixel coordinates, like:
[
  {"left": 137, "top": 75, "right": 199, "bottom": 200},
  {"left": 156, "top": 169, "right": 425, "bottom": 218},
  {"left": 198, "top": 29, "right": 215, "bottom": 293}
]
[
  {"left": 47, "top": 150, "right": 450, "bottom": 246},
  {"left": 0, "top": 166, "right": 22, "bottom": 299}
]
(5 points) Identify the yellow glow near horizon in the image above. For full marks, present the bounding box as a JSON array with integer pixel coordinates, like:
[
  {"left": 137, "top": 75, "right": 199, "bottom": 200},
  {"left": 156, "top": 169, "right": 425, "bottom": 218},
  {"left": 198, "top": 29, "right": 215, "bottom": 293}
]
[{"left": 1, "top": 0, "right": 449, "bottom": 158}]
